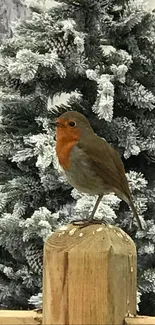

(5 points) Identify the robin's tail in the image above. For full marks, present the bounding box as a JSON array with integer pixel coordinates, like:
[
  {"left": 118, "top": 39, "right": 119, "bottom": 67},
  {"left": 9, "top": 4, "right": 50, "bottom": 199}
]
[
  {"left": 129, "top": 199, "right": 143, "bottom": 230},
  {"left": 114, "top": 189, "right": 144, "bottom": 230}
]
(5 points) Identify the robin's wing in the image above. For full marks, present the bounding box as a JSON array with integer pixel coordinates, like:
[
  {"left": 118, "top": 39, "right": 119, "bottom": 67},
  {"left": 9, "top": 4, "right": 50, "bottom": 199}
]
[{"left": 77, "top": 134, "right": 131, "bottom": 200}]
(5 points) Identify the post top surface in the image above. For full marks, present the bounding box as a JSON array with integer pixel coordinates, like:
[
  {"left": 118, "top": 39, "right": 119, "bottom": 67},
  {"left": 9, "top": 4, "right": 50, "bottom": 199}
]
[{"left": 45, "top": 224, "right": 136, "bottom": 255}]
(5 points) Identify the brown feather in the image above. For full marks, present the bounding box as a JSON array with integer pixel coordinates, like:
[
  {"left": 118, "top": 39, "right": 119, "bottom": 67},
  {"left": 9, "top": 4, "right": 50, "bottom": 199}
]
[{"left": 78, "top": 134, "right": 130, "bottom": 199}]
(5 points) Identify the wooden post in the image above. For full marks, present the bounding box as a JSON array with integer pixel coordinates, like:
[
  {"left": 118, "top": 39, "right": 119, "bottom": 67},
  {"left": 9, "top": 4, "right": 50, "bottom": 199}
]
[
  {"left": 0, "top": 311, "right": 42, "bottom": 325},
  {"left": 43, "top": 224, "right": 137, "bottom": 325},
  {"left": 125, "top": 316, "right": 155, "bottom": 325}
]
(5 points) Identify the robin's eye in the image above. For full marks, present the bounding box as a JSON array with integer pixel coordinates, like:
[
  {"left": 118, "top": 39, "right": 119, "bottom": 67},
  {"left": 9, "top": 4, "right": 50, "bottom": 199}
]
[{"left": 68, "top": 121, "right": 76, "bottom": 127}]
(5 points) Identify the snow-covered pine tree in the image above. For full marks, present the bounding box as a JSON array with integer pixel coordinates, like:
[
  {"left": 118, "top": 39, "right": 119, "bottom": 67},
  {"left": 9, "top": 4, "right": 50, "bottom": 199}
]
[
  {"left": 0, "top": 0, "right": 27, "bottom": 40},
  {"left": 0, "top": 0, "right": 155, "bottom": 314}
]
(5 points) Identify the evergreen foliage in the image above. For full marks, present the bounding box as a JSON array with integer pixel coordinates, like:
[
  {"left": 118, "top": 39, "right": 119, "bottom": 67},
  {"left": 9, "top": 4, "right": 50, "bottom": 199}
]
[{"left": 0, "top": 0, "right": 155, "bottom": 313}]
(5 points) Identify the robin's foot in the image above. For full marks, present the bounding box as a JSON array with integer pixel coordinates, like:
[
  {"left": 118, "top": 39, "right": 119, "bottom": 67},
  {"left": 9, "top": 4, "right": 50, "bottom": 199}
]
[{"left": 71, "top": 218, "right": 107, "bottom": 229}]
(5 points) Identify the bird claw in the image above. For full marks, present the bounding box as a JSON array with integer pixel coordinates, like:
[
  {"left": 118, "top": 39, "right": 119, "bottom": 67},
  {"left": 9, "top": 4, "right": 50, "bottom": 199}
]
[{"left": 70, "top": 218, "right": 107, "bottom": 229}]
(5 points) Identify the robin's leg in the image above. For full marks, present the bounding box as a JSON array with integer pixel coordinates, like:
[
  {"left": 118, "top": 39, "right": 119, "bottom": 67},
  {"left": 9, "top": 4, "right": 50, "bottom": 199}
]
[
  {"left": 129, "top": 215, "right": 134, "bottom": 230},
  {"left": 71, "top": 195, "right": 107, "bottom": 228},
  {"left": 88, "top": 194, "right": 103, "bottom": 221}
]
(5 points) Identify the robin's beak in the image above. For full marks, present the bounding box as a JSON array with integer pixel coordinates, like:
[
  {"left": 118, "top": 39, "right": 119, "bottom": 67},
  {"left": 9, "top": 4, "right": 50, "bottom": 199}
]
[
  {"left": 56, "top": 120, "right": 65, "bottom": 128},
  {"left": 49, "top": 120, "right": 62, "bottom": 127},
  {"left": 56, "top": 121, "right": 61, "bottom": 127}
]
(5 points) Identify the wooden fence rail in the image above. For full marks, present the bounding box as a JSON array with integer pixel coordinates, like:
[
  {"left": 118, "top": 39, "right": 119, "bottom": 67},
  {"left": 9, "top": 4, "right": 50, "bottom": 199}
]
[{"left": 0, "top": 223, "right": 155, "bottom": 324}]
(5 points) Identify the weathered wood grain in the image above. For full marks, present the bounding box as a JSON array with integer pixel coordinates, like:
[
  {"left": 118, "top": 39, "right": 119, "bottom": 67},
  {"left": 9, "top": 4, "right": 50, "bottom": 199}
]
[{"left": 43, "top": 223, "right": 137, "bottom": 325}]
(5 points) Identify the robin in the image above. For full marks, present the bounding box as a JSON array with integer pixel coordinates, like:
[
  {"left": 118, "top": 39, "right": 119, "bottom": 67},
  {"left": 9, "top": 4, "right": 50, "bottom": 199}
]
[{"left": 55, "top": 111, "right": 143, "bottom": 230}]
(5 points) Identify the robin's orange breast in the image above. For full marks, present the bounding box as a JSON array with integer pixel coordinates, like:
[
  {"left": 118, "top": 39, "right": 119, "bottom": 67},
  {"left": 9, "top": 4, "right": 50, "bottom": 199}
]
[
  {"left": 56, "top": 140, "right": 77, "bottom": 170},
  {"left": 56, "top": 124, "right": 80, "bottom": 170}
]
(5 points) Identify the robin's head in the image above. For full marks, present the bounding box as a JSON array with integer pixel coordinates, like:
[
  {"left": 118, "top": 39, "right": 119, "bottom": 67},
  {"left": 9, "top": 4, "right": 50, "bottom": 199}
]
[{"left": 56, "top": 111, "right": 94, "bottom": 141}]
